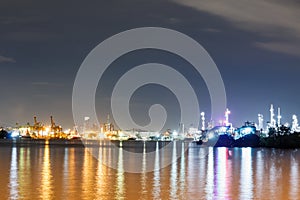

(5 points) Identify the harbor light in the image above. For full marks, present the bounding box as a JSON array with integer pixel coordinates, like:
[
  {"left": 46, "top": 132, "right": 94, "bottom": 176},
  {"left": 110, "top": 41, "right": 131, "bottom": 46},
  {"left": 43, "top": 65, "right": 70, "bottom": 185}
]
[
  {"left": 45, "top": 127, "right": 50, "bottom": 133},
  {"left": 240, "top": 127, "right": 254, "bottom": 135},
  {"left": 201, "top": 112, "right": 205, "bottom": 131},
  {"left": 225, "top": 108, "right": 231, "bottom": 126},
  {"left": 172, "top": 130, "right": 178, "bottom": 137},
  {"left": 11, "top": 130, "right": 20, "bottom": 138},
  {"left": 208, "top": 132, "right": 214, "bottom": 139}
]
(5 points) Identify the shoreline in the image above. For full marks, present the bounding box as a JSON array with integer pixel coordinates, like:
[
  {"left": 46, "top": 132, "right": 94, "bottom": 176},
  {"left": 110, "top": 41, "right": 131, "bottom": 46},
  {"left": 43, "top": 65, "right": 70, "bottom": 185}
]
[
  {"left": 1, "top": 137, "right": 300, "bottom": 149},
  {"left": 0, "top": 138, "right": 177, "bottom": 148}
]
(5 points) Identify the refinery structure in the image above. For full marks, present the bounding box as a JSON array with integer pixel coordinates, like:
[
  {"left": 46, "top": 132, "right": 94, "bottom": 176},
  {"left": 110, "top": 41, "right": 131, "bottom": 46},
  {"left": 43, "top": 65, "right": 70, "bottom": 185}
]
[
  {"left": 257, "top": 104, "right": 300, "bottom": 135},
  {"left": 199, "top": 104, "right": 300, "bottom": 144},
  {"left": 5, "top": 116, "right": 77, "bottom": 139},
  {"left": 1, "top": 104, "right": 300, "bottom": 142}
]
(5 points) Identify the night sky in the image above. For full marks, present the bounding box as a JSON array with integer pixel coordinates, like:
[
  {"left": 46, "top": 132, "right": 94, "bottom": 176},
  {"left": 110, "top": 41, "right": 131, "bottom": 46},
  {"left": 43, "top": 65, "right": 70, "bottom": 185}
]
[{"left": 1, "top": 0, "right": 300, "bottom": 130}]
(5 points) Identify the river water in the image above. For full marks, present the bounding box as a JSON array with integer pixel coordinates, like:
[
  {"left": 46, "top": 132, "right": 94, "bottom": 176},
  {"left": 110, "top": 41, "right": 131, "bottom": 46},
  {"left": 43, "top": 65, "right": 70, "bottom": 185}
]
[{"left": 0, "top": 142, "right": 299, "bottom": 200}]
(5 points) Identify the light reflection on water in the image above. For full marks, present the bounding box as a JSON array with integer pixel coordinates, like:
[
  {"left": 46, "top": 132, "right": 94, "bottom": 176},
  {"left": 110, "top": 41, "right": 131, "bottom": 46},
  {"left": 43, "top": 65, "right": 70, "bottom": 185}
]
[
  {"left": 240, "top": 148, "right": 253, "bottom": 200},
  {"left": 170, "top": 141, "right": 177, "bottom": 199},
  {"left": 205, "top": 147, "right": 214, "bottom": 200},
  {"left": 178, "top": 143, "right": 186, "bottom": 199},
  {"left": 152, "top": 142, "right": 161, "bottom": 200},
  {"left": 116, "top": 146, "right": 125, "bottom": 200},
  {"left": 255, "top": 150, "right": 263, "bottom": 198},
  {"left": 40, "top": 145, "right": 53, "bottom": 200},
  {"left": 216, "top": 148, "right": 230, "bottom": 200},
  {"left": 140, "top": 142, "right": 147, "bottom": 199},
  {"left": 290, "top": 153, "right": 299, "bottom": 198},
  {"left": 9, "top": 147, "right": 18, "bottom": 199},
  {"left": 269, "top": 152, "right": 277, "bottom": 199},
  {"left": 0, "top": 143, "right": 300, "bottom": 200},
  {"left": 82, "top": 148, "right": 94, "bottom": 200}
]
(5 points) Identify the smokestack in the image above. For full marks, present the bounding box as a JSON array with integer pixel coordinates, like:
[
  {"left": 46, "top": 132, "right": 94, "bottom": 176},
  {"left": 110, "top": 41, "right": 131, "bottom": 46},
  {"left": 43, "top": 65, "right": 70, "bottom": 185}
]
[
  {"left": 50, "top": 116, "right": 55, "bottom": 127},
  {"left": 277, "top": 107, "right": 281, "bottom": 126},
  {"left": 270, "top": 104, "right": 275, "bottom": 127}
]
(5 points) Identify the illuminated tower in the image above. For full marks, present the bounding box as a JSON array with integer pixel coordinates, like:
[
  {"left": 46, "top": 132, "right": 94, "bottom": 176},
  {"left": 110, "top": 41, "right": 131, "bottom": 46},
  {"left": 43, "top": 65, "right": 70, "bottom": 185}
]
[
  {"left": 105, "top": 114, "right": 113, "bottom": 132},
  {"left": 270, "top": 104, "right": 275, "bottom": 127},
  {"left": 225, "top": 108, "right": 230, "bottom": 126},
  {"left": 277, "top": 107, "right": 281, "bottom": 126},
  {"left": 292, "top": 115, "right": 298, "bottom": 132},
  {"left": 50, "top": 116, "right": 55, "bottom": 131},
  {"left": 179, "top": 123, "right": 185, "bottom": 135},
  {"left": 201, "top": 112, "right": 205, "bottom": 131},
  {"left": 83, "top": 117, "right": 90, "bottom": 133},
  {"left": 258, "top": 114, "right": 264, "bottom": 130}
]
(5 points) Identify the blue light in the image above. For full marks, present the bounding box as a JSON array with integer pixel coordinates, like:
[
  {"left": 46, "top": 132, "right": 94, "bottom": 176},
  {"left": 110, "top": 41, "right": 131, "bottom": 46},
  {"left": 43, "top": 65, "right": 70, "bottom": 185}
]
[
  {"left": 10, "top": 131, "right": 20, "bottom": 138},
  {"left": 240, "top": 127, "right": 254, "bottom": 135}
]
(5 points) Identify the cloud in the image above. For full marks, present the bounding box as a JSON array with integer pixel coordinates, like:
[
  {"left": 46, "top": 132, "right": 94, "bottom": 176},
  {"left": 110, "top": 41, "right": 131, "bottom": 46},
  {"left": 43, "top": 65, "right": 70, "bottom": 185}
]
[
  {"left": 171, "top": 0, "right": 300, "bottom": 56},
  {"left": 31, "top": 82, "right": 51, "bottom": 86},
  {"left": 255, "top": 42, "right": 300, "bottom": 56},
  {"left": 0, "top": 16, "right": 48, "bottom": 25},
  {"left": 4, "top": 31, "right": 58, "bottom": 42},
  {"left": 32, "top": 94, "right": 49, "bottom": 98},
  {"left": 31, "top": 82, "right": 63, "bottom": 87},
  {"left": 0, "top": 55, "right": 15, "bottom": 63},
  {"left": 167, "top": 17, "right": 183, "bottom": 24},
  {"left": 202, "top": 28, "right": 221, "bottom": 33}
]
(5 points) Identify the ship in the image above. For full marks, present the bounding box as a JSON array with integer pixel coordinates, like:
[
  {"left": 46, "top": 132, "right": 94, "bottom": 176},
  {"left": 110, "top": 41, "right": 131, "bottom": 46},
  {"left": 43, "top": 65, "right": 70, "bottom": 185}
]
[{"left": 198, "top": 122, "right": 260, "bottom": 147}]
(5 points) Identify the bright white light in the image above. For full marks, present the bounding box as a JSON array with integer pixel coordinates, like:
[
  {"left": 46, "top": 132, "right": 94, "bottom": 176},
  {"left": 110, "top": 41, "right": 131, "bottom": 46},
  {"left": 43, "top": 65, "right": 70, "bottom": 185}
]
[
  {"left": 11, "top": 131, "right": 19, "bottom": 137},
  {"left": 241, "top": 127, "right": 253, "bottom": 135},
  {"left": 220, "top": 127, "right": 227, "bottom": 132},
  {"left": 224, "top": 108, "right": 231, "bottom": 126},
  {"left": 208, "top": 132, "right": 214, "bottom": 139},
  {"left": 172, "top": 131, "right": 178, "bottom": 136},
  {"left": 64, "top": 129, "right": 71, "bottom": 134}
]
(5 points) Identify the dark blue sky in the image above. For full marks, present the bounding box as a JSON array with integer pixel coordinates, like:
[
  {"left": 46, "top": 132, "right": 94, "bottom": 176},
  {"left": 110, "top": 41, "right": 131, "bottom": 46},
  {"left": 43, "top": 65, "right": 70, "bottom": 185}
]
[{"left": 1, "top": 0, "right": 300, "bottom": 130}]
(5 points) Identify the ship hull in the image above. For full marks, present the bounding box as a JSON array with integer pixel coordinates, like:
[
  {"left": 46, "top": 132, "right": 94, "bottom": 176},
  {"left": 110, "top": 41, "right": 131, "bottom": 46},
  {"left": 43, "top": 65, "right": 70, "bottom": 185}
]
[{"left": 200, "top": 134, "right": 261, "bottom": 148}]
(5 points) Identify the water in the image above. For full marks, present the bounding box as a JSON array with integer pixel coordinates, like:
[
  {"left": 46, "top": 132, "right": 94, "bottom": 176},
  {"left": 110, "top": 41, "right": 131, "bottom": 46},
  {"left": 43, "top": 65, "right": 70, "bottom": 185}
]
[{"left": 0, "top": 142, "right": 299, "bottom": 200}]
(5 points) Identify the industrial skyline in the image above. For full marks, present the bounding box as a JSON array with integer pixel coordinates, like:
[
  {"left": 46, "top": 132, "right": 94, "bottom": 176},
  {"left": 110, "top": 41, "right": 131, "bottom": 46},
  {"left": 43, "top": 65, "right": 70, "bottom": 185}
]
[{"left": 1, "top": 0, "right": 300, "bottom": 130}]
